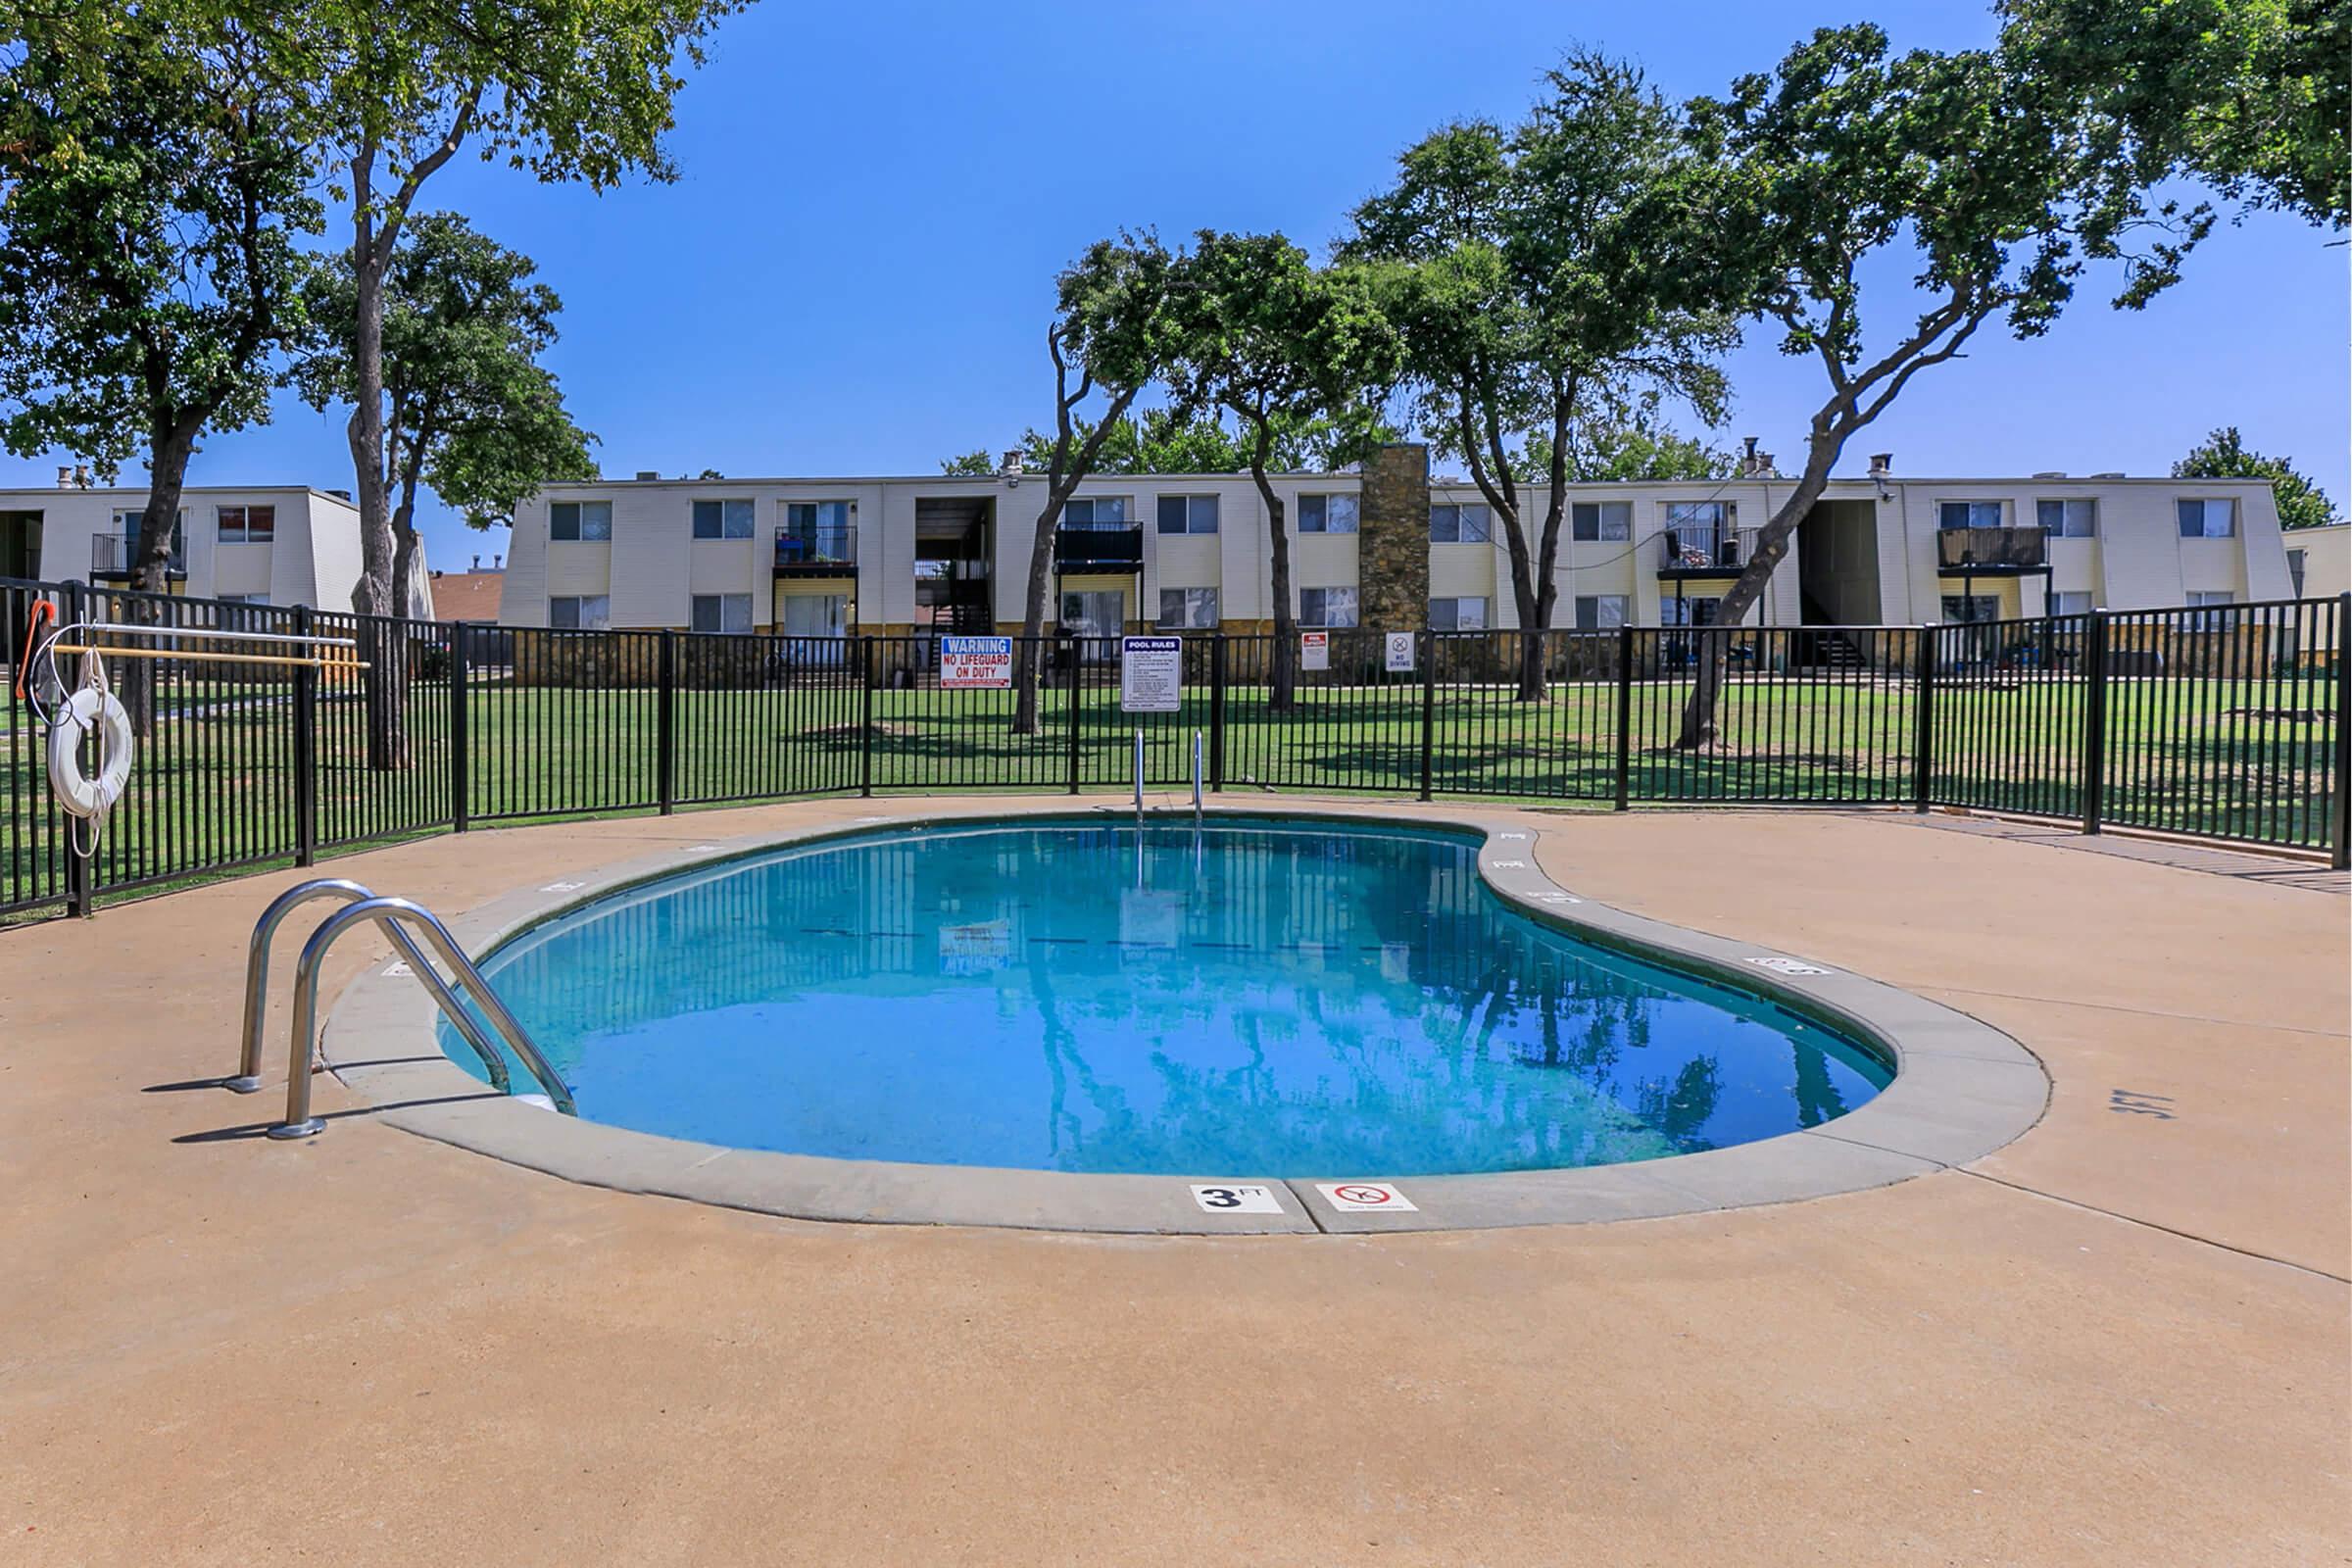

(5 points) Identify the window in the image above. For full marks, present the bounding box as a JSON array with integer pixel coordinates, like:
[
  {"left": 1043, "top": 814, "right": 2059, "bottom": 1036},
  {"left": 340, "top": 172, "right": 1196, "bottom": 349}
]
[
  {"left": 1665, "top": 501, "right": 1732, "bottom": 532},
  {"left": 1061, "top": 496, "right": 1129, "bottom": 529},
  {"left": 1939, "top": 595, "right": 2001, "bottom": 624},
  {"left": 1298, "top": 586, "right": 1357, "bottom": 628},
  {"left": 1571, "top": 502, "right": 1632, "bottom": 542},
  {"left": 1429, "top": 596, "right": 1488, "bottom": 631},
  {"left": 110, "top": 509, "right": 185, "bottom": 570},
  {"left": 1660, "top": 596, "right": 1722, "bottom": 627},
  {"left": 1430, "top": 502, "right": 1492, "bottom": 543},
  {"left": 1297, "top": 493, "right": 1358, "bottom": 534},
  {"left": 215, "top": 592, "right": 271, "bottom": 628},
  {"left": 1060, "top": 589, "right": 1123, "bottom": 639},
  {"left": 2051, "top": 591, "right": 2093, "bottom": 617},
  {"left": 217, "top": 504, "right": 275, "bottom": 543},
  {"left": 2035, "top": 499, "right": 2096, "bottom": 538},
  {"left": 2186, "top": 589, "right": 2236, "bottom": 629},
  {"left": 2287, "top": 549, "right": 2307, "bottom": 598},
  {"left": 692, "top": 499, "right": 755, "bottom": 540},
  {"left": 1155, "top": 494, "right": 1219, "bottom": 535},
  {"left": 691, "top": 593, "right": 754, "bottom": 634},
  {"left": 549, "top": 500, "right": 612, "bottom": 542},
  {"left": 1156, "top": 587, "right": 1219, "bottom": 630},
  {"left": 548, "top": 595, "right": 610, "bottom": 630},
  {"left": 2177, "top": 498, "right": 2235, "bottom": 538},
  {"left": 1938, "top": 501, "right": 2005, "bottom": 530},
  {"left": 1573, "top": 594, "right": 1629, "bottom": 630}
]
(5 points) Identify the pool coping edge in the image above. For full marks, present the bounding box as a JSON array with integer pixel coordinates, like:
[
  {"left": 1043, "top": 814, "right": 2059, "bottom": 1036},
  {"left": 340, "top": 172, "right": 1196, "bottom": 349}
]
[{"left": 319, "top": 799, "right": 2049, "bottom": 1236}]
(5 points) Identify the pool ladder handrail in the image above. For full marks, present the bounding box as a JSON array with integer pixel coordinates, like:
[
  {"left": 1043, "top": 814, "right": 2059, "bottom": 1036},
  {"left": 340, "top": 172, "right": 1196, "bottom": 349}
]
[{"left": 228, "top": 879, "right": 576, "bottom": 1139}]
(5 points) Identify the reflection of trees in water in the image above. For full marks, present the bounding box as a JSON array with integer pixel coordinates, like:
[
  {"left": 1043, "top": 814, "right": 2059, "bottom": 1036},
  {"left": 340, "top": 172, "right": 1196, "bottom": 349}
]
[
  {"left": 1788, "top": 1038, "right": 1848, "bottom": 1129},
  {"left": 476, "top": 823, "right": 1845, "bottom": 1167}
]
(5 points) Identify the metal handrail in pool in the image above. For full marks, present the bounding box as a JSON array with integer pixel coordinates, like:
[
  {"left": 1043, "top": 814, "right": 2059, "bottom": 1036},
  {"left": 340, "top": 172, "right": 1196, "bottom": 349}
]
[
  {"left": 228, "top": 878, "right": 512, "bottom": 1098},
  {"left": 266, "top": 893, "right": 577, "bottom": 1140}
]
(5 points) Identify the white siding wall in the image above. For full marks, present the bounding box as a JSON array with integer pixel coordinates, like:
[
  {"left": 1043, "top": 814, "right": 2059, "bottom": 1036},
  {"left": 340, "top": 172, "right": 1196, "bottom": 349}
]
[{"left": 493, "top": 471, "right": 2303, "bottom": 633}]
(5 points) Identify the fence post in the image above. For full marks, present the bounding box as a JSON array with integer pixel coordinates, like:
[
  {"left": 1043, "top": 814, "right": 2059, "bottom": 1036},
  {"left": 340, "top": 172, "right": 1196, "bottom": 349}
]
[
  {"left": 858, "top": 636, "right": 876, "bottom": 799},
  {"left": 1065, "top": 635, "right": 1082, "bottom": 796},
  {"left": 656, "top": 629, "right": 676, "bottom": 815},
  {"left": 1208, "top": 634, "right": 1226, "bottom": 792},
  {"left": 448, "top": 620, "right": 470, "bottom": 833},
  {"left": 292, "top": 604, "right": 318, "bottom": 865},
  {"left": 60, "top": 579, "right": 91, "bottom": 918},
  {"left": 1912, "top": 625, "right": 1935, "bottom": 814},
  {"left": 1418, "top": 629, "right": 1436, "bottom": 802},
  {"left": 2332, "top": 593, "right": 2350, "bottom": 871},
  {"left": 1613, "top": 624, "right": 1634, "bottom": 810},
  {"left": 2081, "top": 611, "right": 2109, "bottom": 836}
]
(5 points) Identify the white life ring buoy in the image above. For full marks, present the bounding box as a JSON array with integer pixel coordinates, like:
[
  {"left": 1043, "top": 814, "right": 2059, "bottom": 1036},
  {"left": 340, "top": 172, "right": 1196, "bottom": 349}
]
[{"left": 49, "top": 683, "right": 134, "bottom": 818}]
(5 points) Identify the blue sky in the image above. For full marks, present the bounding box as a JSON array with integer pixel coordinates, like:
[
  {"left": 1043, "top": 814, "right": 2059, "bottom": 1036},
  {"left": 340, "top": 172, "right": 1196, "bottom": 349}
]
[{"left": 4, "top": 0, "right": 2342, "bottom": 575}]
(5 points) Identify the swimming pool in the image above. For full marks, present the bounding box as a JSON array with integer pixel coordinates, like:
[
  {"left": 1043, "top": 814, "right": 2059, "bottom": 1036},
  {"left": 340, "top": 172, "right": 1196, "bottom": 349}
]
[{"left": 440, "top": 817, "right": 1892, "bottom": 1177}]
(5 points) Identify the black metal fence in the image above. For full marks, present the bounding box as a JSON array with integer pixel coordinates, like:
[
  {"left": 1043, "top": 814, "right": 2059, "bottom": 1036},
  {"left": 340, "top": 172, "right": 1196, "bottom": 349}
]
[{"left": 4, "top": 576, "right": 2343, "bottom": 919}]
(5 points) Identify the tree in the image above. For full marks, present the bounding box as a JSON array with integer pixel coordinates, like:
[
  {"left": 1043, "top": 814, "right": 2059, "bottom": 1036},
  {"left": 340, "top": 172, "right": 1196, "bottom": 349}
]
[
  {"left": 247, "top": 0, "right": 743, "bottom": 765},
  {"left": 1520, "top": 404, "right": 1736, "bottom": 482},
  {"left": 947, "top": 406, "right": 1395, "bottom": 479},
  {"left": 0, "top": 5, "right": 319, "bottom": 733},
  {"left": 1008, "top": 233, "right": 1176, "bottom": 735},
  {"left": 1998, "top": 0, "right": 2347, "bottom": 231},
  {"left": 1345, "top": 53, "right": 1733, "bottom": 701},
  {"left": 293, "top": 213, "right": 598, "bottom": 604},
  {"left": 1660, "top": 24, "right": 2209, "bottom": 747},
  {"left": 1161, "top": 231, "right": 1398, "bottom": 709},
  {"left": 2173, "top": 427, "right": 2338, "bottom": 531}
]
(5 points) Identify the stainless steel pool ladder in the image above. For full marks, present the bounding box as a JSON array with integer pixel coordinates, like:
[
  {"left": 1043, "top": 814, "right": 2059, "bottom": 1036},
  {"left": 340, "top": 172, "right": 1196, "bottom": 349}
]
[{"left": 226, "top": 878, "right": 576, "bottom": 1140}]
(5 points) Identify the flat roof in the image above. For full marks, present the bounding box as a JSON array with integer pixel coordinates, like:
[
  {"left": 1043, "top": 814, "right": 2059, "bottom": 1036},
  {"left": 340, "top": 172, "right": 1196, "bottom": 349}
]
[
  {"left": 534, "top": 472, "right": 2278, "bottom": 490},
  {"left": 0, "top": 485, "right": 361, "bottom": 509}
]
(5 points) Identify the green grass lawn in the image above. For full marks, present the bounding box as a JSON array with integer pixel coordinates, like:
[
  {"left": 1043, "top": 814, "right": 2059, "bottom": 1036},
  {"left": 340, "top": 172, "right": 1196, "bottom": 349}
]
[{"left": 4, "top": 665, "right": 2339, "bottom": 915}]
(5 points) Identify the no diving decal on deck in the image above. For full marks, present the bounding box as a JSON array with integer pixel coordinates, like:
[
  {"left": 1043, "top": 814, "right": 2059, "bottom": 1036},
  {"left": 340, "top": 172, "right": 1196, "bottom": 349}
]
[
  {"left": 1190, "top": 1184, "right": 1284, "bottom": 1214},
  {"left": 1747, "top": 956, "right": 1833, "bottom": 977},
  {"left": 1318, "top": 1182, "right": 1417, "bottom": 1213}
]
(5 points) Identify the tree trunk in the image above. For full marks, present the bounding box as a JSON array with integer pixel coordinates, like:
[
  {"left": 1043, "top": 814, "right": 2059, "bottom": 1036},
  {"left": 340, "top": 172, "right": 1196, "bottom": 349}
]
[
  {"left": 345, "top": 173, "right": 409, "bottom": 770},
  {"left": 1249, "top": 449, "right": 1297, "bottom": 711},
  {"left": 1011, "top": 487, "right": 1070, "bottom": 735},
  {"left": 1673, "top": 432, "right": 1840, "bottom": 748},
  {"left": 119, "top": 420, "right": 201, "bottom": 739}
]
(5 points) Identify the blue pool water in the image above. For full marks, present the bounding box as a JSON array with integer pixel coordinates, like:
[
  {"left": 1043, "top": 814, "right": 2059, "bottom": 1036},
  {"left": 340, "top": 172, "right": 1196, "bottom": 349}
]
[{"left": 442, "top": 818, "right": 1892, "bottom": 1176}]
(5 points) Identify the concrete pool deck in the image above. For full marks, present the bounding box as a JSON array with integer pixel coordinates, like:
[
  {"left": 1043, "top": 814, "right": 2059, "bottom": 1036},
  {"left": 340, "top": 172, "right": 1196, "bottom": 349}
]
[{"left": 2, "top": 801, "right": 2345, "bottom": 1563}]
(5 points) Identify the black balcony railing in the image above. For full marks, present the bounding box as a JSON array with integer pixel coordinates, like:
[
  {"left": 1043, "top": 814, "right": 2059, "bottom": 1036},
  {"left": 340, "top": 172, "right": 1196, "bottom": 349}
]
[
  {"left": 773, "top": 524, "right": 857, "bottom": 572},
  {"left": 1054, "top": 521, "right": 1144, "bottom": 571},
  {"left": 89, "top": 532, "right": 184, "bottom": 577},
  {"left": 1937, "top": 525, "right": 2048, "bottom": 570},
  {"left": 1659, "top": 527, "right": 1741, "bottom": 573}
]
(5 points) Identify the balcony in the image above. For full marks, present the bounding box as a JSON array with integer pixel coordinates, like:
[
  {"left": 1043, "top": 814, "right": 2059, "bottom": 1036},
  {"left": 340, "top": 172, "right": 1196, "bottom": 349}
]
[
  {"left": 772, "top": 524, "right": 857, "bottom": 576},
  {"left": 89, "top": 532, "right": 184, "bottom": 580},
  {"left": 1658, "top": 526, "right": 1743, "bottom": 576},
  {"left": 1936, "top": 525, "right": 2047, "bottom": 573},
  {"left": 1054, "top": 520, "right": 1144, "bottom": 573}
]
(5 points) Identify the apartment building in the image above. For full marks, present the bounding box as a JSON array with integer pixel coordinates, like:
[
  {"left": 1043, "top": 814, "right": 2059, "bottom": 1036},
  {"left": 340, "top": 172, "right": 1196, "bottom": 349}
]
[
  {"left": 0, "top": 479, "right": 405, "bottom": 612},
  {"left": 501, "top": 446, "right": 2296, "bottom": 641}
]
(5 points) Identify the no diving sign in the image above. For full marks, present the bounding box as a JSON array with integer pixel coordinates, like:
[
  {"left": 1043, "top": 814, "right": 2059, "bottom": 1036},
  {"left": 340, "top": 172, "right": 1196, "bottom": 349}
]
[{"left": 1317, "top": 1182, "right": 1417, "bottom": 1213}]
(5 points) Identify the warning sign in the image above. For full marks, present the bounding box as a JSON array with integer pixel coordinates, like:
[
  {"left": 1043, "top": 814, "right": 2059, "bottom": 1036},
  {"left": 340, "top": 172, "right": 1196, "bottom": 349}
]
[
  {"left": 941, "top": 635, "right": 1013, "bottom": 688},
  {"left": 1120, "top": 635, "right": 1182, "bottom": 712},
  {"left": 1300, "top": 630, "right": 1329, "bottom": 671},
  {"left": 1384, "top": 632, "right": 1416, "bottom": 673},
  {"left": 1318, "top": 1182, "right": 1417, "bottom": 1213},
  {"left": 1190, "top": 1184, "right": 1284, "bottom": 1214}
]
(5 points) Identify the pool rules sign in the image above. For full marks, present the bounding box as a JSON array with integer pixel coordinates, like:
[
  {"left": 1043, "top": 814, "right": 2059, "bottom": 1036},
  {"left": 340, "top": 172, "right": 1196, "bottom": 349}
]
[{"left": 1120, "top": 636, "right": 1182, "bottom": 712}]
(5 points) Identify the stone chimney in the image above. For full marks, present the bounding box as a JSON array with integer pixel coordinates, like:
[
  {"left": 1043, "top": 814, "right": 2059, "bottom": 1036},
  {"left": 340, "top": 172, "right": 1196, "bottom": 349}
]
[{"left": 1356, "top": 443, "right": 1431, "bottom": 632}]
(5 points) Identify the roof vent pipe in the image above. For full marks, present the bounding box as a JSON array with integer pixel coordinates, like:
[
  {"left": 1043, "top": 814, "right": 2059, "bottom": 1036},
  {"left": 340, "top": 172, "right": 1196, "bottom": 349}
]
[
  {"left": 56, "top": 466, "right": 72, "bottom": 489},
  {"left": 1867, "top": 453, "right": 1893, "bottom": 478}
]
